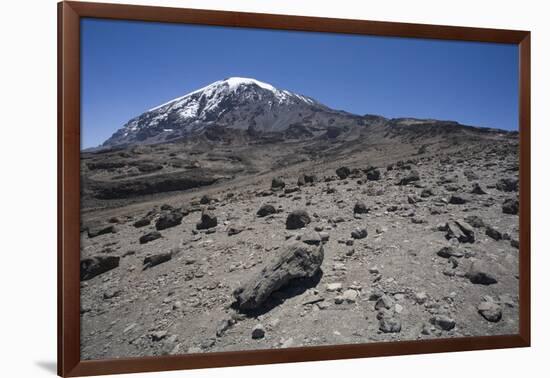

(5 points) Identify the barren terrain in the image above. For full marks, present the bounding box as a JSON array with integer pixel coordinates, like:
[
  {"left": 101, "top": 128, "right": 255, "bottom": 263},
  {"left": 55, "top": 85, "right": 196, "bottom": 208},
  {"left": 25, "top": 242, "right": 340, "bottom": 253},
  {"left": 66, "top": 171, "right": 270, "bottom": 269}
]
[{"left": 79, "top": 124, "right": 519, "bottom": 360}]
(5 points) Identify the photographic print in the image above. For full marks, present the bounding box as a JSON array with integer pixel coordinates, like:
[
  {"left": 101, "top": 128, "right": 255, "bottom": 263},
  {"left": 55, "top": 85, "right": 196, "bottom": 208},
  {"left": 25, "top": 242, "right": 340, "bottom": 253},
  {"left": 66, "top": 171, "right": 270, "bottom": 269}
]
[{"left": 78, "top": 17, "right": 521, "bottom": 361}]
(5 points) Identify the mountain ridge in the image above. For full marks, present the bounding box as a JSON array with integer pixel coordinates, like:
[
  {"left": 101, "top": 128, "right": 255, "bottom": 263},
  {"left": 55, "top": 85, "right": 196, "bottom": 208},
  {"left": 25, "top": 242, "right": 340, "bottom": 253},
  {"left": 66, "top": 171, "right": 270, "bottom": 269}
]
[{"left": 99, "top": 77, "right": 513, "bottom": 150}]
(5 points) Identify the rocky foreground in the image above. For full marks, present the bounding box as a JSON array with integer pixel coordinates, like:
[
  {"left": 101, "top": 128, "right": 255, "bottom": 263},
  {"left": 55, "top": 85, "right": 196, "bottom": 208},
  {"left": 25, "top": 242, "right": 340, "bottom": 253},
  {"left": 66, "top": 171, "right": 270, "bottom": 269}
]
[{"left": 80, "top": 138, "right": 519, "bottom": 360}]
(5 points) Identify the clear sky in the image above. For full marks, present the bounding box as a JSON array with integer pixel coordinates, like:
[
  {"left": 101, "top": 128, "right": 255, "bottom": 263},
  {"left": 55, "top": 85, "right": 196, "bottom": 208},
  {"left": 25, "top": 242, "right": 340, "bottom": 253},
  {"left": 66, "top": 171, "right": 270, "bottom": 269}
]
[{"left": 81, "top": 18, "right": 519, "bottom": 149}]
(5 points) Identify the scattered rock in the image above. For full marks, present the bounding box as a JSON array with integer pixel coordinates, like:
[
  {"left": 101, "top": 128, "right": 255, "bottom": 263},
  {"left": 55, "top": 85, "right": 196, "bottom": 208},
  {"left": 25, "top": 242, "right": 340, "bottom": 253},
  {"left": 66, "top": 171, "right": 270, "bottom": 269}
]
[
  {"left": 471, "top": 183, "right": 487, "bottom": 195},
  {"left": 353, "top": 201, "right": 369, "bottom": 214},
  {"left": 302, "top": 230, "right": 322, "bottom": 246},
  {"left": 413, "top": 291, "right": 428, "bottom": 305},
  {"left": 437, "top": 246, "right": 464, "bottom": 258},
  {"left": 496, "top": 178, "right": 518, "bottom": 192},
  {"left": 257, "top": 204, "right": 277, "bottom": 217},
  {"left": 351, "top": 228, "right": 368, "bottom": 239},
  {"left": 502, "top": 198, "right": 519, "bottom": 215},
  {"left": 87, "top": 224, "right": 117, "bottom": 238},
  {"left": 445, "top": 220, "right": 475, "bottom": 243},
  {"left": 139, "top": 231, "right": 161, "bottom": 244},
  {"left": 155, "top": 209, "right": 184, "bottom": 230},
  {"left": 151, "top": 331, "right": 167, "bottom": 342},
  {"left": 449, "top": 195, "right": 467, "bottom": 205},
  {"left": 465, "top": 215, "right": 485, "bottom": 228},
  {"left": 286, "top": 210, "right": 311, "bottom": 230},
  {"left": 466, "top": 261, "right": 498, "bottom": 285},
  {"left": 342, "top": 289, "right": 359, "bottom": 303},
  {"left": 297, "top": 174, "right": 317, "bottom": 186},
  {"left": 420, "top": 188, "right": 434, "bottom": 198},
  {"left": 227, "top": 225, "right": 244, "bottom": 236},
  {"left": 196, "top": 210, "right": 218, "bottom": 230},
  {"left": 133, "top": 217, "right": 151, "bottom": 228},
  {"left": 379, "top": 316, "right": 401, "bottom": 333},
  {"left": 251, "top": 324, "right": 265, "bottom": 339},
  {"left": 431, "top": 315, "right": 455, "bottom": 331},
  {"left": 485, "top": 226, "right": 503, "bottom": 241},
  {"left": 143, "top": 252, "right": 172, "bottom": 270},
  {"left": 397, "top": 170, "right": 420, "bottom": 185},
  {"left": 336, "top": 166, "right": 351, "bottom": 179},
  {"left": 271, "top": 177, "right": 286, "bottom": 190},
  {"left": 326, "top": 283, "right": 342, "bottom": 292},
  {"left": 478, "top": 301, "right": 502, "bottom": 322},
  {"left": 80, "top": 256, "right": 120, "bottom": 281},
  {"left": 233, "top": 242, "right": 324, "bottom": 310},
  {"left": 375, "top": 295, "right": 394, "bottom": 310},
  {"left": 366, "top": 167, "right": 381, "bottom": 181}
]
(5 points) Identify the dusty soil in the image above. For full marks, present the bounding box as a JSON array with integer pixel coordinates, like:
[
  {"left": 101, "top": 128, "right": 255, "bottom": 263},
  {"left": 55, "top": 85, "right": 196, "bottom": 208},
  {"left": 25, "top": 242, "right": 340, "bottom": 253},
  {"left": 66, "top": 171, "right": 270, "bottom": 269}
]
[{"left": 79, "top": 131, "right": 519, "bottom": 360}]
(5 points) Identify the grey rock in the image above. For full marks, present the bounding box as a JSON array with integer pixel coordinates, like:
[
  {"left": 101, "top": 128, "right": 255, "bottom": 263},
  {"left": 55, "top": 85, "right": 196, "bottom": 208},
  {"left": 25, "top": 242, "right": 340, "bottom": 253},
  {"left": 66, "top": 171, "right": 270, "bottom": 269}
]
[
  {"left": 496, "top": 178, "right": 518, "bottom": 192},
  {"left": 302, "top": 230, "right": 322, "bottom": 246},
  {"left": 80, "top": 255, "right": 120, "bottom": 281},
  {"left": 271, "top": 177, "right": 286, "bottom": 190},
  {"left": 257, "top": 204, "right": 277, "bottom": 217},
  {"left": 445, "top": 220, "right": 475, "bottom": 243},
  {"left": 139, "top": 231, "right": 161, "bottom": 244},
  {"left": 286, "top": 210, "right": 311, "bottom": 230},
  {"left": 251, "top": 324, "right": 266, "bottom": 339},
  {"left": 351, "top": 228, "right": 368, "bottom": 239},
  {"left": 485, "top": 226, "right": 503, "bottom": 241},
  {"left": 397, "top": 170, "right": 420, "bottom": 185},
  {"left": 478, "top": 301, "right": 502, "bottom": 322},
  {"left": 437, "top": 246, "right": 464, "bottom": 258},
  {"left": 87, "top": 224, "right": 117, "bottom": 238},
  {"left": 336, "top": 166, "right": 351, "bottom": 179},
  {"left": 379, "top": 317, "right": 401, "bottom": 333},
  {"left": 502, "top": 198, "right": 519, "bottom": 215},
  {"left": 233, "top": 242, "right": 324, "bottom": 310},
  {"left": 449, "top": 195, "right": 467, "bottom": 205},
  {"left": 196, "top": 209, "right": 217, "bottom": 230},
  {"left": 155, "top": 209, "right": 184, "bottom": 230},
  {"left": 467, "top": 261, "right": 498, "bottom": 285},
  {"left": 431, "top": 315, "right": 455, "bottom": 331},
  {"left": 353, "top": 201, "right": 369, "bottom": 214},
  {"left": 143, "top": 252, "right": 172, "bottom": 270}
]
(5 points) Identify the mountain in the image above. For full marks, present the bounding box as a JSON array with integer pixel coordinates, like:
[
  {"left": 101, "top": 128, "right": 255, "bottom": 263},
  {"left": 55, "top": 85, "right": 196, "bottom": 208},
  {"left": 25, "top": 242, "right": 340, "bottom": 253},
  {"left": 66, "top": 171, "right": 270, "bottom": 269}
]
[{"left": 101, "top": 77, "right": 363, "bottom": 148}]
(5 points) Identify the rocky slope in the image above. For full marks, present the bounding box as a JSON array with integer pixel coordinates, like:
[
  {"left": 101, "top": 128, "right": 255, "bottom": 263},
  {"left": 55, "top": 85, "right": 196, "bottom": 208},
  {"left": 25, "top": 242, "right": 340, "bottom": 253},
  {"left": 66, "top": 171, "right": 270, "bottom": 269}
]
[{"left": 80, "top": 128, "right": 519, "bottom": 359}]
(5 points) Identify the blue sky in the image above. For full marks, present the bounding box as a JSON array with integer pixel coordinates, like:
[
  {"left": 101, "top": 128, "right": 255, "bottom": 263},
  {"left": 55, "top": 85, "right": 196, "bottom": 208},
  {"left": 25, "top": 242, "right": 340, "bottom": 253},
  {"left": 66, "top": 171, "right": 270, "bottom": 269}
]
[{"left": 81, "top": 18, "right": 518, "bottom": 148}]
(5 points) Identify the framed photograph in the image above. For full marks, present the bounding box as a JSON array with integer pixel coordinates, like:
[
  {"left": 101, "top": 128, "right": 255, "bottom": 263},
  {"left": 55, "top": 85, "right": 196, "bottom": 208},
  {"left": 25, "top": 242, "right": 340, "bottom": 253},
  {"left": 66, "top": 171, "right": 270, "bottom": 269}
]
[{"left": 58, "top": 1, "right": 530, "bottom": 376}]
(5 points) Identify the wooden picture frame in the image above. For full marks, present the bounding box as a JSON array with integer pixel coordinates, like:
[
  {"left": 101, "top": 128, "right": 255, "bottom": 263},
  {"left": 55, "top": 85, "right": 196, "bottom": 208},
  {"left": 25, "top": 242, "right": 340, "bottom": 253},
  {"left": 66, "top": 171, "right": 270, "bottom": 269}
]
[{"left": 58, "top": 1, "right": 531, "bottom": 376}]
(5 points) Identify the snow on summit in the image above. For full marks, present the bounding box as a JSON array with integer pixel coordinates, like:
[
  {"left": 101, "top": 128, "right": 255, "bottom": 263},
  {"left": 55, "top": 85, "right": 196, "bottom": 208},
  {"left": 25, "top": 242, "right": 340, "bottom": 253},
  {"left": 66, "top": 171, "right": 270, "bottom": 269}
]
[
  {"left": 148, "top": 77, "right": 311, "bottom": 112},
  {"left": 102, "top": 77, "right": 327, "bottom": 147}
]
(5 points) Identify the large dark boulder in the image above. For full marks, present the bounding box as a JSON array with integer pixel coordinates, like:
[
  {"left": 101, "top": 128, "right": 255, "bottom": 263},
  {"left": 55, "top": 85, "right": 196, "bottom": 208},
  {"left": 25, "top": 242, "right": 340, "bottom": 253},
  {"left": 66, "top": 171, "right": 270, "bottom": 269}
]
[
  {"left": 196, "top": 209, "right": 218, "bottom": 230},
  {"left": 155, "top": 209, "right": 184, "bottom": 230},
  {"left": 336, "top": 166, "right": 351, "bottom": 179},
  {"left": 257, "top": 204, "right": 277, "bottom": 217},
  {"left": 285, "top": 210, "right": 311, "bottom": 230},
  {"left": 233, "top": 242, "right": 324, "bottom": 311},
  {"left": 80, "top": 255, "right": 120, "bottom": 281}
]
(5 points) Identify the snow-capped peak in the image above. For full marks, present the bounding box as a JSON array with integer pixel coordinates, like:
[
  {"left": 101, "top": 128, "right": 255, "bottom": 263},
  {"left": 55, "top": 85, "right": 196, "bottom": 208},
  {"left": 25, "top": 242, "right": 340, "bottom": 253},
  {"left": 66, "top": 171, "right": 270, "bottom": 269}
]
[{"left": 148, "top": 77, "right": 313, "bottom": 112}]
